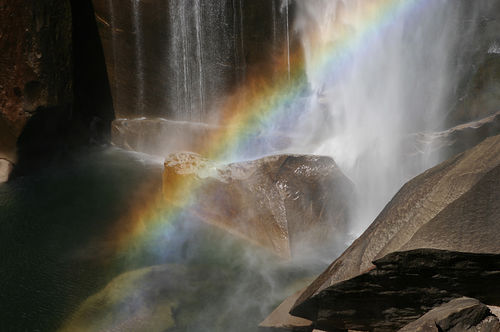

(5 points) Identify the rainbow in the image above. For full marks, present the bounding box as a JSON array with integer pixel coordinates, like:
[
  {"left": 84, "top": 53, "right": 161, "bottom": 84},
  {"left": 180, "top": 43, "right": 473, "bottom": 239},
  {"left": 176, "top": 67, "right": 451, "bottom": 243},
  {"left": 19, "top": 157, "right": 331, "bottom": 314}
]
[{"left": 107, "top": 0, "right": 423, "bottom": 262}]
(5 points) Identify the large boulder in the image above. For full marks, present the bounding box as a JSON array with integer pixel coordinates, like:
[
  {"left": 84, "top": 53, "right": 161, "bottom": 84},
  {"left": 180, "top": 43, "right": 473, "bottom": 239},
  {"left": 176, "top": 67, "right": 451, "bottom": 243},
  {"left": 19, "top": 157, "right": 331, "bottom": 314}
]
[
  {"left": 163, "top": 153, "right": 354, "bottom": 259},
  {"left": 398, "top": 297, "right": 500, "bottom": 332},
  {"left": 263, "top": 134, "right": 500, "bottom": 329}
]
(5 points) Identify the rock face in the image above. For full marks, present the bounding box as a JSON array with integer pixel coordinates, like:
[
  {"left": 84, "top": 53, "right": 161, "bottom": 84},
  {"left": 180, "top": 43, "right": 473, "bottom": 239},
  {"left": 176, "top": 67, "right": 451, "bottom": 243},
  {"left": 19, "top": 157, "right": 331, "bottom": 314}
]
[
  {"left": 163, "top": 153, "right": 354, "bottom": 259},
  {"left": 398, "top": 297, "right": 500, "bottom": 332},
  {"left": 0, "top": 0, "right": 114, "bottom": 180},
  {"left": 294, "top": 249, "right": 500, "bottom": 331},
  {"left": 92, "top": 0, "right": 303, "bottom": 120}
]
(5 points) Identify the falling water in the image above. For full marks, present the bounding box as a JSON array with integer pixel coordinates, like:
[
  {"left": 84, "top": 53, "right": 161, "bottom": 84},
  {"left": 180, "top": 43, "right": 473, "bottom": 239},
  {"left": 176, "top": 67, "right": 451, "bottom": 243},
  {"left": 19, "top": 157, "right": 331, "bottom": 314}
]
[
  {"left": 282, "top": 0, "right": 291, "bottom": 81},
  {"left": 292, "top": 0, "right": 490, "bottom": 235},
  {"left": 167, "top": 0, "right": 206, "bottom": 121},
  {"left": 132, "top": 0, "right": 145, "bottom": 113}
]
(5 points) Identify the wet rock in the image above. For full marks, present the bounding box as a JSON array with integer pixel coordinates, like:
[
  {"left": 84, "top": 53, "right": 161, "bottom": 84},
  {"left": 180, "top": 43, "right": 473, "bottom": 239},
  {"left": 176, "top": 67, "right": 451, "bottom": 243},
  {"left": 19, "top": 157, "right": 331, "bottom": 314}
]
[
  {"left": 112, "top": 117, "right": 292, "bottom": 158},
  {"left": 297, "top": 249, "right": 500, "bottom": 331},
  {"left": 398, "top": 297, "right": 500, "bottom": 332},
  {"left": 163, "top": 153, "right": 354, "bottom": 259}
]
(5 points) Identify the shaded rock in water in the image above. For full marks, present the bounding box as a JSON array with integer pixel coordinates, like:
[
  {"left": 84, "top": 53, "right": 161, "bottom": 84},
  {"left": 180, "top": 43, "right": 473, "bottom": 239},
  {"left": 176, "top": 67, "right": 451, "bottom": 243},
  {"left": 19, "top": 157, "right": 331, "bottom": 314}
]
[
  {"left": 398, "top": 297, "right": 500, "bottom": 332},
  {"left": 163, "top": 153, "right": 354, "bottom": 259},
  {"left": 297, "top": 249, "right": 500, "bottom": 331},
  {"left": 111, "top": 117, "right": 293, "bottom": 159},
  {"left": 409, "top": 110, "right": 500, "bottom": 161}
]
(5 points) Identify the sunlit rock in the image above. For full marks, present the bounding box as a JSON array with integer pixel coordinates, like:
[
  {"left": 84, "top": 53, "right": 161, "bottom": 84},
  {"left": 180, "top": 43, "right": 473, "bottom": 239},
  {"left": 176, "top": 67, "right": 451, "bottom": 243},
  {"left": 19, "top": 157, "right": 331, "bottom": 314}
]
[
  {"left": 398, "top": 297, "right": 500, "bottom": 332},
  {"left": 162, "top": 153, "right": 354, "bottom": 259},
  {"left": 263, "top": 134, "right": 500, "bottom": 329}
]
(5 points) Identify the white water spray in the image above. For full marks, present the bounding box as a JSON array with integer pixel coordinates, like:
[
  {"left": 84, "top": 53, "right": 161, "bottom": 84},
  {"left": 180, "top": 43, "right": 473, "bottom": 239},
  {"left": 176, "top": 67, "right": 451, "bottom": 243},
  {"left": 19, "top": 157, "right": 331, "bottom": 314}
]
[{"left": 292, "top": 0, "right": 489, "bottom": 235}]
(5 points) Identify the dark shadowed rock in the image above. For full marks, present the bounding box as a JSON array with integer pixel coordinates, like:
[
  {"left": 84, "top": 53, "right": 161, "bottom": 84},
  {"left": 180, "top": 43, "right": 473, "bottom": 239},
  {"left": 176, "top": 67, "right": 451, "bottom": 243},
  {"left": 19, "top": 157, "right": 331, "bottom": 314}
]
[
  {"left": 398, "top": 297, "right": 500, "bottom": 332},
  {"left": 163, "top": 153, "right": 354, "bottom": 259},
  {"left": 298, "top": 250, "right": 500, "bottom": 331}
]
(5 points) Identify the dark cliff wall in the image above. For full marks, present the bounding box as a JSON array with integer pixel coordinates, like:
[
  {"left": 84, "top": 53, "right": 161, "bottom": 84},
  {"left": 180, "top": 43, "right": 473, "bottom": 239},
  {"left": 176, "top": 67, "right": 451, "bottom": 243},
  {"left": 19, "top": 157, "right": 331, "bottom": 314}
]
[{"left": 0, "top": 0, "right": 114, "bottom": 179}]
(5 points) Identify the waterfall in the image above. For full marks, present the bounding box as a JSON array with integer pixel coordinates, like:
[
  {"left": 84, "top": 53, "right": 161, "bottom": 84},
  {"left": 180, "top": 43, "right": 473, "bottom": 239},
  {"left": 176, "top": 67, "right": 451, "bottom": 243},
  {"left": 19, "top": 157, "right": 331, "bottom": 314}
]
[
  {"left": 132, "top": 0, "right": 145, "bottom": 114},
  {"left": 292, "top": 0, "right": 489, "bottom": 234},
  {"left": 281, "top": 0, "right": 291, "bottom": 81}
]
